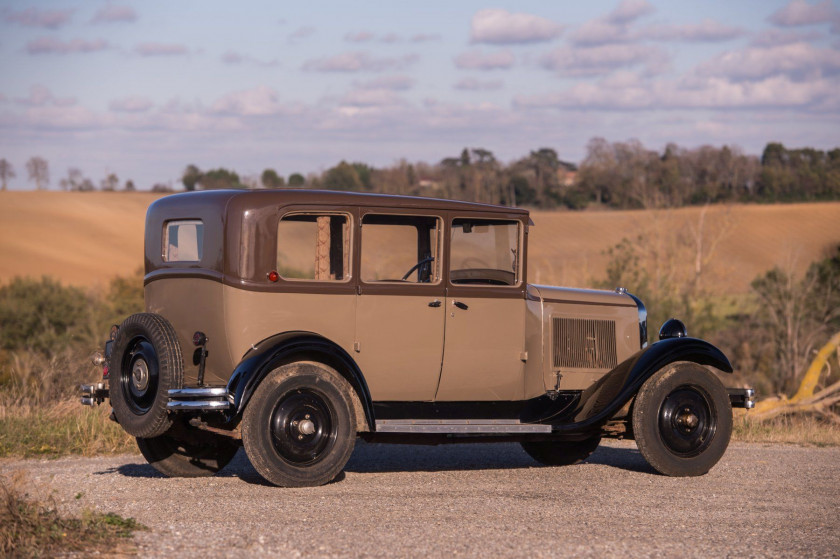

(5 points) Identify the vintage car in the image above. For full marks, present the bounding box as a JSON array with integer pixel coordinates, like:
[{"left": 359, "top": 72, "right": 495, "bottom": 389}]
[{"left": 82, "top": 190, "right": 754, "bottom": 486}]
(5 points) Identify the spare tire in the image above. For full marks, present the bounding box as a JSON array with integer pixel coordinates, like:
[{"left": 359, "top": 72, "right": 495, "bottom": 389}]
[{"left": 109, "top": 313, "right": 183, "bottom": 438}]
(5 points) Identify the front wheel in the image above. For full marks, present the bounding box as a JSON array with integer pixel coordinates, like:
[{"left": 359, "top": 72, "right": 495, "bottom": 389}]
[
  {"left": 242, "top": 362, "right": 357, "bottom": 487},
  {"left": 632, "top": 363, "right": 732, "bottom": 477},
  {"left": 521, "top": 435, "right": 601, "bottom": 466}
]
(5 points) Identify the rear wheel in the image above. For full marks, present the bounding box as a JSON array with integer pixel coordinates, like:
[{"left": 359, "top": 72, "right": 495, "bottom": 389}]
[
  {"left": 632, "top": 363, "right": 732, "bottom": 477},
  {"left": 137, "top": 431, "right": 240, "bottom": 477},
  {"left": 242, "top": 362, "right": 357, "bottom": 487},
  {"left": 109, "top": 313, "right": 183, "bottom": 438},
  {"left": 521, "top": 435, "right": 601, "bottom": 466}
]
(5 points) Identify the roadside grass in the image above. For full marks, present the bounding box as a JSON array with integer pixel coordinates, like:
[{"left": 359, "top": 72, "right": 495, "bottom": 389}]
[
  {"left": 733, "top": 412, "right": 840, "bottom": 446},
  {"left": 0, "top": 471, "right": 144, "bottom": 558},
  {"left": 0, "top": 402, "right": 134, "bottom": 459}
]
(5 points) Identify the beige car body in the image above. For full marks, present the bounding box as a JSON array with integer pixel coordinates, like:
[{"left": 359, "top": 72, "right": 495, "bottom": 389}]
[{"left": 143, "top": 190, "right": 644, "bottom": 420}]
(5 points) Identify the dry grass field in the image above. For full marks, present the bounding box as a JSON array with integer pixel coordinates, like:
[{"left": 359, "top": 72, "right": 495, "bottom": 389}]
[{"left": 1, "top": 191, "right": 838, "bottom": 293}]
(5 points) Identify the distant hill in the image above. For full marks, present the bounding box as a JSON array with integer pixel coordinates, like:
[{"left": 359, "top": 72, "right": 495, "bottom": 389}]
[{"left": 1, "top": 192, "right": 838, "bottom": 294}]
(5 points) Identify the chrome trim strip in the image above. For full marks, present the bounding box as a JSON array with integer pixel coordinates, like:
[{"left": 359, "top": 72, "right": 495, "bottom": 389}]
[
  {"left": 167, "top": 400, "right": 230, "bottom": 410},
  {"left": 168, "top": 387, "right": 228, "bottom": 398},
  {"left": 375, "top": 420, "right": 552, "bottom": 433}
]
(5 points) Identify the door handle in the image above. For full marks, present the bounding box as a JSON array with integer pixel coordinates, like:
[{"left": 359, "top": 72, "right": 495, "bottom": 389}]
[
  {"left": 453, "top": 301, "right": 469, "bottom": 310},
  {"left": 428, "top": 300, "right": 442, "bottom": 308}
]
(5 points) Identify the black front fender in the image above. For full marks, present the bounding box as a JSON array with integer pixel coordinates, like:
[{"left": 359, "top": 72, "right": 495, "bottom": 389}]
[
  {"left": 554, "top": 337, "right": 732, "bottom": 433},
  {"left": 225, "top": 332, "right": 374, "bottom": 430}
]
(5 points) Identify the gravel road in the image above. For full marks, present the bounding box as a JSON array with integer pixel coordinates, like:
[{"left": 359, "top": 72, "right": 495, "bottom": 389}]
[{"left": 3, "top": 440, "right": 838, "bottom": 558}]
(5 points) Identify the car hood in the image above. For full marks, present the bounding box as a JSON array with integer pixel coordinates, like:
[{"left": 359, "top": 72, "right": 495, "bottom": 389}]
[{"left": 527, "top": 284, "right": 637, "bottom": 307}]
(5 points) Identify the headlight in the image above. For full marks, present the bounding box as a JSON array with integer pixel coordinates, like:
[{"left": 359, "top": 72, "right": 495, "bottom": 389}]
[{"left": 659, "top": 318, "right": 687, "bottom": 340}]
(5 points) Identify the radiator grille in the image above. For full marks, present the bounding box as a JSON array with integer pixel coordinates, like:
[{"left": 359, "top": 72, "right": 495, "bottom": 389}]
[{"left": 552, "top": 317, "right": 617, "bottom": 369}]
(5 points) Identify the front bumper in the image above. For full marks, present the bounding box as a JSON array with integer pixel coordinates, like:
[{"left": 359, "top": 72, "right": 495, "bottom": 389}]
[{"left": 727, "top": 388, "right": 755, "bottom": 409}]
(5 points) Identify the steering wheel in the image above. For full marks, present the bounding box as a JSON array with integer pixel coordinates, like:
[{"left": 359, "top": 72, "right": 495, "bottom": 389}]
[{"left": 402, "top": 256, "right": 435, "bottom": 281}]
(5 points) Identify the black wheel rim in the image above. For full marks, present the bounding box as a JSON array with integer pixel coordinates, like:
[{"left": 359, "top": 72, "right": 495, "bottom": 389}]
[
  {"left": 270, "top": 390, "right": 336, "bottom": 465},
  {"left": 120, "top": 337, "right": 160, "bottom": 414},
  {"left": 658, "top": 384, "right": 717, "bottom": 457}
]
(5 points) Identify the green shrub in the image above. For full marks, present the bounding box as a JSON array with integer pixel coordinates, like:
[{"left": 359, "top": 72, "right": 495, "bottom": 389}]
[{"left": 0, "top": 277, "right": 93, "bottom": 357}]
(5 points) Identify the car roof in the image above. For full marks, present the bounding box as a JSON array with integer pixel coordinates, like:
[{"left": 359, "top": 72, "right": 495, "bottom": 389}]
[{"left": 150, "top": 189, "right": 530, "bottom": 217}]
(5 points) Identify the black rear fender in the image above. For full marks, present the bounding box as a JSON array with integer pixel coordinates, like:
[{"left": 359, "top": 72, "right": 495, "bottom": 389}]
[{"left": 226, "top": 332, "right": 374, "bottom": 431}]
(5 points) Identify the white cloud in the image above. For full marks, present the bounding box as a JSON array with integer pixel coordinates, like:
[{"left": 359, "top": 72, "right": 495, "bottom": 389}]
[
  {"left": 454, "top": 50, "right": 515, "bottom": 70},
  {"left": 606, "top": 0, "right": 655, "bottom": 24},
  {"left": 645, "top": 19, "right": 745, "bottom": 42},
  {"left": 541, "top": 44, "right": 669, "bottom": 76},
  {"left": 27, "top": 37, "right": 109, "bottom": 55},
  {"left": 212, "top": 86, "right": 283, "bottom": 116},
  {"left": 696, "top": 42, "right": 840, "bottom": 81},
  {"left": 410, "top": 33, "right": 441, "bottom": 43},
  {"left": 14, "top": 85, "right": 76, "bottom": 107},
  {"left": 220, "top": 51, "right": 279, "bottom": 67},
  {"left": 340, "top": 89, "right": 406, "bottom": 108},
  {"left": 289, "top": 26, "right": 315, "bottom": 40},
  {"left": 135, "top": 43, "right": 189, "bottom": 56},
  {"left": 453, "top": 78, "right": 504, "bottom": 91},
  {"left": 345, "top": 31, "right": 374, "bottom": 43},
  {"left": 570, "top": 20, "right": 632, "bottom": 46},
  {"left": 750, "top": 28, "right": 824, "bottom": 46},
  {"left": 302, "top": 52, "right": 418, "bottom": 72},
  {"left": 355, "top": 75, "right": 414, "bottom": 91},
  {"left": 470, "top": 9, "right": 563, "bottom": 44},
  {"left": 768, "top": 0, "right": 838, "bottom": 26},
  {"left": 92, "top": 5, "right": 137, "bottom": 24},
  {"left": 110, "top": 96, "right": 154, "bottom": 113},
  {"left": 5, "top": 8, "right": 72, "bottom": 29},
  {"left": 514, "top": 72, "right": 835, "bottom": 111}
]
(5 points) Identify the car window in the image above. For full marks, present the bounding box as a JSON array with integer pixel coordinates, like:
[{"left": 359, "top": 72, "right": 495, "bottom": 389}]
[
  {"left": 163, "top": 220, "right": 204, "bottom": 262},
  {"left": 277, "top": 213, "right": 351, "bottom": 281},
  {"left": 450, "top": 218, "right": 519, "bottom": 286},
  {"left": 361, "top": 214, "right": 440, "bottom": 283}
]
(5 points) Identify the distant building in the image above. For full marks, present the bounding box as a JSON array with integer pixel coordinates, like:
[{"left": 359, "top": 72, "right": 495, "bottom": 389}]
[{"left": 557, "top": 161, "right": 578, "bottom": 187}]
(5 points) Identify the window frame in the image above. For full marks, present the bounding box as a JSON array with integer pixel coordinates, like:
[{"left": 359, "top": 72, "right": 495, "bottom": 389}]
[
  {"left": 275, "top": 210, "right": 354, "bottom": 283},
  {"left": 446, "top": 216, "right": 525, "bottom": 291},
  {"left": 162, "top": 219, "right": 205, "bottom": 263},
  {"left": 359, "top": 212, "right": 444, "bottom": 287}
]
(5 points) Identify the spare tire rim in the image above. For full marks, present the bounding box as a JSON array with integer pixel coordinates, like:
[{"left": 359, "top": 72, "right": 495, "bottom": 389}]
[
  {"left": 121, "top": 337, "right": 160, "bottom": 414},
  {"left": 270, "top": 389, "right": 336, "bottom": 465},
  {"left": 658, "top": 384, "right": 717, "bottom": 458}
]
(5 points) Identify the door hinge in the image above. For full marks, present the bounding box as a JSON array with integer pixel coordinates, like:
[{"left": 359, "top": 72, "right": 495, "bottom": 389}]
[
  {"left": 354, "top": 341, "right": 361, "bottom": 353},
  {"left": 519, "top": 351, "right": 528, "bottom": 362}
]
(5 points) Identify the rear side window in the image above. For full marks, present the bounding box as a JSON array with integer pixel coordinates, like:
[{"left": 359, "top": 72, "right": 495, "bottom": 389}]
[
  {"left": 277, "top": 213, "right": 351, "bottom": 281},
  {"left": 163, "top": 220, "right": 204, "bottom": 262}
]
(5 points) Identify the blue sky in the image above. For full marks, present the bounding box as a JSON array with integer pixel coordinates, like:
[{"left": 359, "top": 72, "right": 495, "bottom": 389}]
[{"left": 1, "top": 0, "right": 839, "bottom": 190}]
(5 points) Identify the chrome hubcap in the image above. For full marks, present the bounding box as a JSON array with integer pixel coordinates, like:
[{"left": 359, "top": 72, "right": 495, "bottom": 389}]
[
  {"left": 297, "top": 418, "right": 316, "bottom": 436},
  {"left": 132, "top": 359, "right": 149, "bottom": 391},
  {"left": 676, "top": 408, "right": 699, "bottom": 431}
]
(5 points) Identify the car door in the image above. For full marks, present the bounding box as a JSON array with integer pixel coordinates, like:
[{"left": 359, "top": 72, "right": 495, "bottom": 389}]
[
  {"left": 436, "top": 216, "right": 527, "bottom": 401},
  {"left": 354, "top": 211, "right": 446, "bottom": 401}
]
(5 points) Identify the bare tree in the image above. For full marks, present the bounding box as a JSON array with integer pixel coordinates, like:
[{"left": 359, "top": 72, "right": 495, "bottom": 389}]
[
  {"left": 0, "top": 158, "right": 15, "bottom": 191},
  {"left": 26, "top": 157, "right": 49, "bottom": 190},
  {"left": 100, "top": 173, "right": 119, "bottom": 192}
]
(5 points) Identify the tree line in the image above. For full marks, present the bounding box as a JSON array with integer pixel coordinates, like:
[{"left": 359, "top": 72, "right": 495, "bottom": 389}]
[{"left": 4, "top": 139, "right": 839, "bottom": 209}]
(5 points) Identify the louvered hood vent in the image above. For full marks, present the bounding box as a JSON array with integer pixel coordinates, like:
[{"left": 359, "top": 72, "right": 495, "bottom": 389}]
[{"left": 552, "top": 317, "right": 617, "bottom": 369}]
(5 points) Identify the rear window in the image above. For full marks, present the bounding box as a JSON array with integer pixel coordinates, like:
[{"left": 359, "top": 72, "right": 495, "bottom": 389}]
[
  {"left": 276, "top": 213, "right": 351, "bottom": 281},
  {"left": 163, "top": 220, "right": 204, "bottom": 262}
]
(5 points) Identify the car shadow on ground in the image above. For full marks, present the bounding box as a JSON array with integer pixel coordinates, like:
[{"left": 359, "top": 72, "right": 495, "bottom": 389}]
[{"left": 98, "top": 440, "right": 654, "bottom": 483}]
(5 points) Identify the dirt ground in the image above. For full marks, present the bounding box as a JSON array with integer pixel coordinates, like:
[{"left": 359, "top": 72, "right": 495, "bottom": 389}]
[{"left": 3, "top": 439, "right": 838, "bottom": 558}]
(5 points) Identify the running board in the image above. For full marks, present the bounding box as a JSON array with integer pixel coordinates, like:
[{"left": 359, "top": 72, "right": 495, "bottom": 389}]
[{"left": 375, "top": 419, "right": 552, "bottom": 434}]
